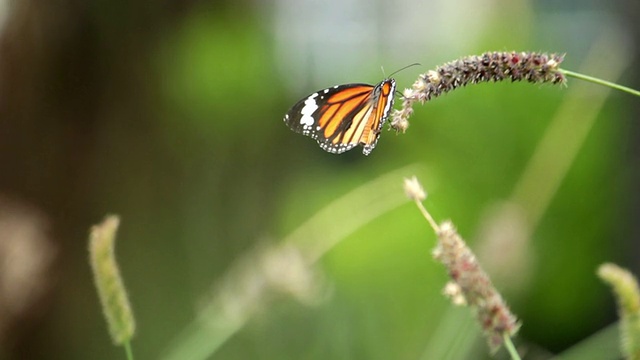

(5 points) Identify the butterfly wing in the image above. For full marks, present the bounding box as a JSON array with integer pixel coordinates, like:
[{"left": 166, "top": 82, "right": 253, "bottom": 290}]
[{"left": 284, "top": 79, "right": 396, "bottom": 155}]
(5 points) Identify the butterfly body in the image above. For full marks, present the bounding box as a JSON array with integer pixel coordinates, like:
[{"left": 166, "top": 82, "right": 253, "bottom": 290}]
[{"left": 284, "top": 79, "right": 396, "bottom": 155}]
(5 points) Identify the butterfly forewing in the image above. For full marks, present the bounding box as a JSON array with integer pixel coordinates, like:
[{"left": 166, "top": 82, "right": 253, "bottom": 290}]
[
  {"left": 284, "top": 79, "right": 396, "bottom": 155},
  {"left": 362, "top": 80, "right": 395, "bottom": 155}
]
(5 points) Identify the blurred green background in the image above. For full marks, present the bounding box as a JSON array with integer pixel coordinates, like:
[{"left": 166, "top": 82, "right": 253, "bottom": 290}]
[{"left": 0, "top": 0, "right": 638, "bottom": 359}]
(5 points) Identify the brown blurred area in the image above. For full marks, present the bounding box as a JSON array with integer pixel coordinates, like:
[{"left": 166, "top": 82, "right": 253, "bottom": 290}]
[
  {"left": 0, "top": 0, "right": 188, "bottom": 356},
  {"left": 0, "top": 0, "right": 286, "bottom": 356}
]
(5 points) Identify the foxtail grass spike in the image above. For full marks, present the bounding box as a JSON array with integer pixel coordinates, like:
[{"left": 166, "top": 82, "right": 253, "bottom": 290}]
[
  {"left": 598, "top": 263, "right": 640, "bottom": 360},
  {"left": 404, "top": 176, "right": 521, "bottom": 354},
  {"left": 435, "top": 221, "right": 521, "bottom": 353},
  {"left": 89, "top": 215, "right": 136, "bottom": 346},
  {"left": 391, "top": 51, "right": 565, "bottom": 132}
]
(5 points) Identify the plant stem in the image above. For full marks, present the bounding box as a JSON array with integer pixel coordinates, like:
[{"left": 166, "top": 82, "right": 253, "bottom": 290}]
[
  {"left": 503, "top": 333, "right": 521, "bottom": 360},
  {"left": 124, "top": 341, "right": 134, "bottom": 360},
  {"left": 561, "top": 69, "right": 640, "bottom": 97}
]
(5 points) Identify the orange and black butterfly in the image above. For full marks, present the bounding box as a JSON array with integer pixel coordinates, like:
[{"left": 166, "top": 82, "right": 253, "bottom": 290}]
[{"left": 283, "top": 79, "right": 396, "bottom": 156}]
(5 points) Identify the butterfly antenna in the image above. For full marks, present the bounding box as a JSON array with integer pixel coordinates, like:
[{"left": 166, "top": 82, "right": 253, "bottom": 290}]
[{"left": 388, "top": 63, "right": 421, "bottom": 78}]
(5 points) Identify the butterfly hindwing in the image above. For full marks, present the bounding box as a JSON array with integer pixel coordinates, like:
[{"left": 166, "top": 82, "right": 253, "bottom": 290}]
[{"left": 284, "top": 79, "right": 396, "bottom": 155}]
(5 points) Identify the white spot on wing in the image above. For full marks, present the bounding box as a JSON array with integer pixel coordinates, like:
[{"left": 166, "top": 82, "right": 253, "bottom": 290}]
[{"left": 300, "top": 93, "right": 319, "bottom": 126}]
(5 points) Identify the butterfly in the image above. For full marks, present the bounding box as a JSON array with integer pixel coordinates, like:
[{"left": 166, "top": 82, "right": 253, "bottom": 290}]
[{"left": 283, "top": 79, "right": 396, "bottom": 156}]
